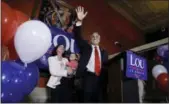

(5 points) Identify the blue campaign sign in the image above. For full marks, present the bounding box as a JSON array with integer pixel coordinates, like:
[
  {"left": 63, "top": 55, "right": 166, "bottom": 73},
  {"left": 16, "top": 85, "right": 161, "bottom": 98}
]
[
  {"left": 126, "top": 51, "right": 147, "bottom": 80},
  {"left": 35, "top": 26, "right": 80, "bottom": 69}
]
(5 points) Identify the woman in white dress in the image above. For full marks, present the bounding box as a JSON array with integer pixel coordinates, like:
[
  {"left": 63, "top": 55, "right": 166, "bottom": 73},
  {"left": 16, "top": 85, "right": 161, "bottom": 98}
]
[{"left": 47, "top": 44, "right": 74, "bottom": 103}]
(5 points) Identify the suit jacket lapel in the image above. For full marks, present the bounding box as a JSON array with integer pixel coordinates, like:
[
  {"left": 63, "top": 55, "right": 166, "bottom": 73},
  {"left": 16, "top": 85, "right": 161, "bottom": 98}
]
[{"left": 100, "top": 48, "right": 104, "bottom": 65}]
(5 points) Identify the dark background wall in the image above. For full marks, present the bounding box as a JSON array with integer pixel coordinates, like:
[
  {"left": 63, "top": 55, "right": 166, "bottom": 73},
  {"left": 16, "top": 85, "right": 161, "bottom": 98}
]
[
  {"left": 145, "top": 27, "right": 168, "bottom": 43},
  {"left": 66, "top": 0, "right": 145, "bottom": 54}
]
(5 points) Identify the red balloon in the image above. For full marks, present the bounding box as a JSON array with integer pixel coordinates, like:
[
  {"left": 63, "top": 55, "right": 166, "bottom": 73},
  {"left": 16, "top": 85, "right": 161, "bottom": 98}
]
[
  {"left": 14, "top": 9, "right": 29, "bottom": 26},
  {"left": 6, "top": 10, "right": 29, "bottom": 60},
  {"left": 156, "top": 73, "right": 169, "bottom": 92},
  {"left": 1, "top": 2, "right": 17, "bottom": 45},
  {"left": 6, "top": 37, "right": 19, "bottom": 60},
  {"left": 2, "top": 20, "right": 18, "bottom": 44}
]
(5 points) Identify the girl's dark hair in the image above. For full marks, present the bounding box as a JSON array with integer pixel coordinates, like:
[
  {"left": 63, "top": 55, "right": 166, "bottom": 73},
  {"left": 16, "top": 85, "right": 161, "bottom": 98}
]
[{"left": 51, "top": 44, "right": 66, "bottom": 57}]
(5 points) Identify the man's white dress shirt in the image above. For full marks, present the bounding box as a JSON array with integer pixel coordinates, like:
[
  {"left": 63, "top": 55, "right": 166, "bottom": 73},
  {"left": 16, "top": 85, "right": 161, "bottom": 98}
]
[{"left": 87, "top": 45, "right": 101, "bottom": 73}]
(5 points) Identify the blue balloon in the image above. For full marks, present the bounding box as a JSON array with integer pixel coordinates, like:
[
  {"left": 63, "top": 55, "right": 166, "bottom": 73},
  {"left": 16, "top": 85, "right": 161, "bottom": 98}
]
[
  {"left": 1, "top": 61, "right": 13, "bottom": 103},
  {"left": 1, "top": 60, "right": 39, "bottom": 103},
  {"left": 1, "top": 62, "right": 13, "bottom": 86},
  {"left": 15, "top": 60, "right": 39, "bottom": 95},
  {"left": 34, "top": 26, "right": 80, "bottom": 69},
  {"left": 1, "top": 89, "right": 23, "bottom": 103},
  {"left": 157, "top": 44, "right": 168, "bottom": 58},
  {"left": 1, "top": 61, "right": 24, "bottom": 103}
]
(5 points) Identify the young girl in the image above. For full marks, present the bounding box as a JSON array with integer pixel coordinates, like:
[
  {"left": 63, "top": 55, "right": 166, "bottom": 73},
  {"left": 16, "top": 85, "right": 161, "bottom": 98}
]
[{"left": 66, "top": 53, "right": 79, "bottom": 73}]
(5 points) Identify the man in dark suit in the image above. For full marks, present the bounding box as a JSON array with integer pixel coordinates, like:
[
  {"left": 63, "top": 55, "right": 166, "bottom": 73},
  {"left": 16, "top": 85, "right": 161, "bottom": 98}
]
[{"left": 73, "top": 6, "right": 108, "bottom": 103}]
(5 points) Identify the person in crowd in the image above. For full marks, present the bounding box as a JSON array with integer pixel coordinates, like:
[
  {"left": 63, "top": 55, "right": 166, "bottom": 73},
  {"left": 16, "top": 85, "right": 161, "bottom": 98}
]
[
  {"left": 66, "top": 53, "right": 79, "bottom": 73},
  {"left": 46, "top": 44, "right": 74, "bottom": 103},
  {"left": 73, "top": 6, "right": 109, "bottom": 102}
]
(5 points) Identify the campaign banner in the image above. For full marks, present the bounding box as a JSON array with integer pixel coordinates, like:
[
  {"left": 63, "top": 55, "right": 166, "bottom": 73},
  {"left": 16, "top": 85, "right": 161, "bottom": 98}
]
[
  {"left": 126, "top": 51, "right": 147, "bottom": 80},
  {"left": 50, "top": 26, "right": 80, "bottom": 53},
  {"left": 35, "top": 26, "right": 80, "bottom": 69}
]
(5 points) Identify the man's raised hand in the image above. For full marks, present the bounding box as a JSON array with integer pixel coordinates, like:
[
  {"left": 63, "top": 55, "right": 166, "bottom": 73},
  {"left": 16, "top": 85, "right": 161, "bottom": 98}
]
[{"left": 75, "top": 6, "right": 88, "bottom": 21}]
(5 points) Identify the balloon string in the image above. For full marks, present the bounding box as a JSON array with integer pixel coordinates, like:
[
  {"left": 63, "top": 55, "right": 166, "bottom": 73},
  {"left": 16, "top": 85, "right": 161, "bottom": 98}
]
[{"left": 24, "top": 63, "right": 27, "bottom": 68}]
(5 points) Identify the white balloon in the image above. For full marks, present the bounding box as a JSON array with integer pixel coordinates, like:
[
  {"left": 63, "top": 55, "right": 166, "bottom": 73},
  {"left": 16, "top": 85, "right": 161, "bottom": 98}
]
[
  {"left": 152, "top": 64, "right": 168, "bottom": 78},
  {"left": 14, "top": 20, "right": 52, "bottom": 65}
]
